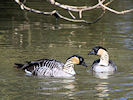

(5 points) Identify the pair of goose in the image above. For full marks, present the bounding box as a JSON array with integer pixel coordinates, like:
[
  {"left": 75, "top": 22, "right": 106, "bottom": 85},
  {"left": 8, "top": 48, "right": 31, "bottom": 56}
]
[{"left": 15, "top": 46, "right": 117, "bottom": 77}]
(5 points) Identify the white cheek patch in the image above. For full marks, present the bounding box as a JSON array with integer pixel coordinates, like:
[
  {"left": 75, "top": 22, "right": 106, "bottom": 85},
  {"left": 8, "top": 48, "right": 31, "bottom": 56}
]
[{"left": 97, "top": 49, "right": 104, "bottom": 56}]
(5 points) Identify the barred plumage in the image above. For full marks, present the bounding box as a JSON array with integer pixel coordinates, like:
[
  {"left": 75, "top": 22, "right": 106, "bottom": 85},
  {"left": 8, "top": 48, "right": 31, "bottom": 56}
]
[{"left": 14, "top": 55, "right": 88, "bottom": 77}]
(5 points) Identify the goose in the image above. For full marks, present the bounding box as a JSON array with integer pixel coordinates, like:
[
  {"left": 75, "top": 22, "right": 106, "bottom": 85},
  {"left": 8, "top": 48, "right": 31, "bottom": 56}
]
[
  {"left": 14, "top": 55, "right": 87, "bottom": 77},
  {"left": 88, "top": 46, "right": 117, "bottom": 73}
]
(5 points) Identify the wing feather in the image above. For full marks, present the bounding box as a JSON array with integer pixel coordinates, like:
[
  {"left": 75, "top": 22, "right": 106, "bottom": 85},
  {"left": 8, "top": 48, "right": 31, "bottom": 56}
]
[{"left": 16, "top": 59, "right": 64, "bottom": 75}]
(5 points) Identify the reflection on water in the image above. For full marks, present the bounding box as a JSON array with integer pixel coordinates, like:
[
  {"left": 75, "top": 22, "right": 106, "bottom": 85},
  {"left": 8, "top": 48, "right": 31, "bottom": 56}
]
[
  {"left": 12, "top": 20, "right": 88, "bottom": 49},
  {"left": 87, "top": 67, "right": 115, "bottom": 79},
  {"left": 38, "top": 78, "right": 77, "bottom": 100},
  {"left": 95, "top": 82, "right": 109, "bottom": 98},
  {"left": 93, "top": 72, "right": 115, "bottom": 79}
]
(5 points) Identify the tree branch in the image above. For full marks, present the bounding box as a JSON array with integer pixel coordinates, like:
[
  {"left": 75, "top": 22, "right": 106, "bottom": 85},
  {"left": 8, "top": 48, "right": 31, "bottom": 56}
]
[
  {"left": 98, "top": 0, "right": 133, "bottom": 14},
  {"left": 15, "top": 0, "right": 133, "bottom": 24},
  {"left": 15, "top": 0, "right": 105, "bottom": 24}
]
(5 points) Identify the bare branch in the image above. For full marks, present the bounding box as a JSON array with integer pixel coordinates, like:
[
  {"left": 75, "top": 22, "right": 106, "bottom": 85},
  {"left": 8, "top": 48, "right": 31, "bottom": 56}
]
[
  {"left": 99, "top": 0, "right": 133, "bottom": 14},
  {"left": 15, "top": 0, "right": 133, "bottom": 24},
  {"left": 15, "top": 0, "right": 105, "bottom": 24},
  {"left": 49, "top": 0, "right": 105, "bottom": 12},
  {"left": 79, "top": 11, "right": 82, "bottom": 18},
  {"left": 104, "top": 0, "right": 114, "bottom": 6},
  {"left": 68, "top": 11, "right": 76, "bottom": 19}
]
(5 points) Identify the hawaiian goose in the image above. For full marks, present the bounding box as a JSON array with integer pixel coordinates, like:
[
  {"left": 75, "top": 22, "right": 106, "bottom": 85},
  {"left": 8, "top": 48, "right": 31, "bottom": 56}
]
[
  {"left": 15, "top": 55, "right": 87, "bottom": 77},
  {"left": 88, "top": 46, "right": 117, "bottom": 73}
]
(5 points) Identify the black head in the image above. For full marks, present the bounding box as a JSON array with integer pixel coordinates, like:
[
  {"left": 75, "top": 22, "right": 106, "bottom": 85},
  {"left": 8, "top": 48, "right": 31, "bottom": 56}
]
[
  {"left": 88, "top": 46, "right": 107, "bottom": 55},
  {"left": 67, "top": 55, "right": 88, "bottom": 67}
]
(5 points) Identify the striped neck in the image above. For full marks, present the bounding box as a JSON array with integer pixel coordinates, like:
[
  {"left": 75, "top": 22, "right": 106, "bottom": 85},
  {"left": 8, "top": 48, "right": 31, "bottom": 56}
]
[
  {"left": 99, "top": 51, "right": 109, "bottom": 66},
  {"left": 63, "top": 60, "right": 76, "bottom": 75}
]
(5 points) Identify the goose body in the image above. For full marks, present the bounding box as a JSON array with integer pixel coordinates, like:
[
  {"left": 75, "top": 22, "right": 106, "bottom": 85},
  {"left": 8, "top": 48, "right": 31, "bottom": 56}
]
[
  {"left": 91, "top": 59, "right": 117, "bottom": 73},
  {"left": 88, "top": 46, "right": 117, "bottom": 73},
  {"left": 15, "top": 55, "right": 87, "bottom": 77}
]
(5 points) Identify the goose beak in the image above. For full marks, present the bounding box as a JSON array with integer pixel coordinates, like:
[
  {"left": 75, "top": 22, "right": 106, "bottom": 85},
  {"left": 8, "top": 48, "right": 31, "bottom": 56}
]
[
  {"left": 88, "top": 50, "right": 95, "bottom": 55},
  {"left": 81, "top": 62, "right": 88, "bottom": 67}
]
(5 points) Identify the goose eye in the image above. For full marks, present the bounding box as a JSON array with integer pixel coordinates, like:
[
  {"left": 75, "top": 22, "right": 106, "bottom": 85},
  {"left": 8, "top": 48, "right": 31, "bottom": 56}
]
[
  {"left": 80, "top": 58, "right": 83, "bottom": 62},
  {"left": 93, "top": 49, "right": 96, "bottom": 53}
]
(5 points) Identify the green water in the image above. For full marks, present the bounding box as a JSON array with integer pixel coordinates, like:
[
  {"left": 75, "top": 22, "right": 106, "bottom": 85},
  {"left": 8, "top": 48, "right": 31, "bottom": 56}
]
[{"left": 0, "top": 0, "right": 133, "bottom": 100}]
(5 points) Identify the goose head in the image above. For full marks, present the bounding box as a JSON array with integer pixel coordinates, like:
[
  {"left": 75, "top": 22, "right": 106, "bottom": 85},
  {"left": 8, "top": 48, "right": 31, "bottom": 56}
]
[
  {"left": 88, "top": 46, "right": 107, "bottom": 56},
  {"left": 67, "top": 55, "right": 88, "bottom": 67}
]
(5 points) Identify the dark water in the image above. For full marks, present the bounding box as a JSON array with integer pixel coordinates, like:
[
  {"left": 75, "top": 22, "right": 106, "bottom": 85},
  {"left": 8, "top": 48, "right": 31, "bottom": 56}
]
[{"left": 0, "top": 0, "right": 133, "bottom": 100}]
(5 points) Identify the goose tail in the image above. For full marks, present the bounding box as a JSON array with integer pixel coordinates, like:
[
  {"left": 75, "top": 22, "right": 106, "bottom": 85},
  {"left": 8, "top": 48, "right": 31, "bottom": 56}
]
[{"left": 14, "top": 63, "right": 24, "bottom": 69}]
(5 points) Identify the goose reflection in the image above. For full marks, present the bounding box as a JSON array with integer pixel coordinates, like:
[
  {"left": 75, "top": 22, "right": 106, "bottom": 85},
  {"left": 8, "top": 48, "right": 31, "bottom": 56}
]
[
  {"left": 87, "top": 69, "right": 114, "bottom": 79},
  {"left": 95, "top": 82, "right": 109, "bottom": 98},
  {"left": 93, "top": 72, "right": 114, "bottom": 79},
  {"left": 38, "top": 77, "right": 77, "bottom": 99}
]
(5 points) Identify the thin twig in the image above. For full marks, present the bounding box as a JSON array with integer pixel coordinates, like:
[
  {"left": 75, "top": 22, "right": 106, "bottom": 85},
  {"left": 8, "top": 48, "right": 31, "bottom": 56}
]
[
  {"left": 49, "top": 0, "right": 105, "bottom": 12},
  {"left": 98, "top": 0, "right": 133, "bottom": 14},
  {"left": 15, "top": 0, "right": 133, "bottom": 24},
  {"left": 104, "top": 0, "right": 114, "bottom": 6},
  {"left": 68, "top": 11, "right": 76, "bottom": 19},
  {"left": 15, "top": 0, "right": 105, "bottom": 24}
]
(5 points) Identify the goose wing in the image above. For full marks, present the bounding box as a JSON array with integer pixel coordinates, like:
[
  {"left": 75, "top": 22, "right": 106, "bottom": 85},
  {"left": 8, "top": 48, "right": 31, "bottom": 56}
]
[
  {"left": 15, "top": 59, "right": 65, "bottom": 75},
  {"left": 109, "top": 60, "right": 117, "bottom": 71},
  {"left": 91, "top": 59, "right": 100, "bottom": 70}
]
